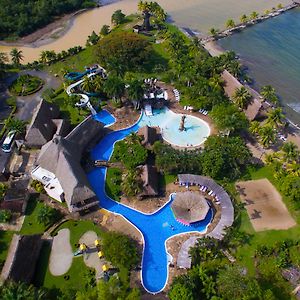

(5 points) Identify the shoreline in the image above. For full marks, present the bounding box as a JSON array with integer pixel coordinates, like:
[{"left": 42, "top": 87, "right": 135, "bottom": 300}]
[{"left": 0, "top": 0, "right": 120, "bottom": 49}]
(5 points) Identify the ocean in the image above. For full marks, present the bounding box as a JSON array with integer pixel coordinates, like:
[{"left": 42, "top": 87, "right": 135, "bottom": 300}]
[{"left": 218, "top": 7, "right": 300, "bottom": 123}]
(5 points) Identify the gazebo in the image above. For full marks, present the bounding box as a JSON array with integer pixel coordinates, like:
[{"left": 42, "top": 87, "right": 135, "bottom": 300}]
[{"left": 171, "top": 191, "right": 210, "bottom": 225}]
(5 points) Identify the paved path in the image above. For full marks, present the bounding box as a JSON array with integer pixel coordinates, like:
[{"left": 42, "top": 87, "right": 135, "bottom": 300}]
[{"left": 49, "top": 228, "right": 73, "bottom": 276}]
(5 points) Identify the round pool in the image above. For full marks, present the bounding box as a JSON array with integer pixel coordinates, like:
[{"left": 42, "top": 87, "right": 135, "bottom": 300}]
[{"left": 160, "top": 113, "right": 210, "bottom": 147}]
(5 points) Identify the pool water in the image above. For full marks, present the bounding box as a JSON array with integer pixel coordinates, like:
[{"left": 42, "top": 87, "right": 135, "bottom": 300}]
[
  {"left": 88, "top": 108, "right": 212, "bottom": 293},
  {"left": 93, "top": 109, "right": 116, "bottom": 127}
]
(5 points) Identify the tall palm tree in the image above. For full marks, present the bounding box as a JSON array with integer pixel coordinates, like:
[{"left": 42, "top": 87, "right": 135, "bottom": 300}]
[
  {"left": 121, "top": 168, "right": 142, "bottom": 196},
  {"left": 209, "top": 28, "right": 219, "bottom": 37},
  {"left": 103, "top": 75, "right": 125, "bottom": 102},
  {"left": 281, "top": 142, "right": 299, "bottom": 163},
  {"left": 250, "top": 11, "right": 259, "bottom": 20},
  {"left": 93, "top": 75, "right": 104, "bottom": 93},
  {"left": 259, "top": 125, "right": 276, "bottom": 147},
  {"left": 266, "top": 107, "right": 284, "bottom": 128},
  {"left": 240, "top": 14, "right": 248, "bottom": 24},
  {"left": 10, "top": 48, "right": 24, "bottom": 66},
  {"left": 5, "top": 118, "right": 27, "bottom": 134},
  {"left": 285, "top": 161, "right": 300, "bottom": 177},
  {"left": 127, "top": 79, "right": 144, "bottom": 109},
  {"left": 39, "top": 51, "right": 48, "bottom": 64},
  {"left": 232, "top": 86, "right": 252, "bottom": 109},
  {"left": 226, "top": 19, "right": 235, "bottom": 29},
  {"left": 81, "top": 76, "right": 94, "bottom": 93},
  {"left": 0, "top": 52, "right": 8, "bottom": 67},
  {"left": 260, "top": 85, "right": 278, "bottom": 105},
  {"left": 249, "top": 120, "right": 261, "bottom": 136},
  {"left": 226, "top": 60, "right": 242, "bottom": 78}
]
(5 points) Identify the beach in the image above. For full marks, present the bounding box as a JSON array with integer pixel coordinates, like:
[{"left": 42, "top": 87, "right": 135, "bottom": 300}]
[{"left": 0, "top": 0, "right": 291, "bottom": 63}]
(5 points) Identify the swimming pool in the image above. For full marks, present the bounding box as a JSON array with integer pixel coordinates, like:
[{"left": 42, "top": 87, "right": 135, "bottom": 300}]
[
  {"left": 93, "top": 109, "right": 116, "bottom": 127},
  {"left": 88, "top": 109, "right": 212, "bottom": 293}
]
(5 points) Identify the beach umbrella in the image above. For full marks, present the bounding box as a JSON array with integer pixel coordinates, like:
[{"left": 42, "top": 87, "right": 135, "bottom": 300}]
[
  {"left": 80, "top": 243, "right": 87, "bottom": 251},
  {"left": 94, "top": 239, "right": 101, "bottom": 247},
  {"left": 102, "top": 265, "right": 108, "bottom": 272},
  {"left": 171, "top": 191, "right": 210, "bottom": 225},
  {"left": 98, "top": 251, "right": 104, "bottom": 258}
]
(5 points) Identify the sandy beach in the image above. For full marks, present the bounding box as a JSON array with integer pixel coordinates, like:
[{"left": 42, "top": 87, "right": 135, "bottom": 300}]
[{"left": 0, "top": 0, "right": 292, "bottom": 63}]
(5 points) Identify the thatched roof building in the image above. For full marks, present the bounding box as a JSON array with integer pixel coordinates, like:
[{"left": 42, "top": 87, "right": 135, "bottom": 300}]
[
  {"left": 25, "top": 99, "right": 69, "bottom": 148},
  {"left": 171, "top": 191, "right": 210, "bottom": 225},
  {"left": 221, "top": 70, "right": 263, "bottom": 121},
  {"left": 36, "top": 116, "right": 104, "bottom": 212},
  {"left": 1, "top": 234, "right": 42, "bottom": 283},
  {"left": 137, "top": 126, "right": 158, "bottom": 147},
  {"left": 139, "top": 164, "right": 159, "bottom": 198}
]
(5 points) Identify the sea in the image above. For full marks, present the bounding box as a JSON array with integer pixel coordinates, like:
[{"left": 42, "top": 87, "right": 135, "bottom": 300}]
[{"left": 218, "top": 7, "right": 300, "bottom": 123}]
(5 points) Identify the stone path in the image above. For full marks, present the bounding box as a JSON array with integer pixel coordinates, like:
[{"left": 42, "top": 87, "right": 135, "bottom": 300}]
[{"left": 49, "top": 228, "right": 73, "bottom": 276}]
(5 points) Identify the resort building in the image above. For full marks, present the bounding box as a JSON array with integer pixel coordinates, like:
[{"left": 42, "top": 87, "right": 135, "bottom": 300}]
[
  {"left": 1, "top": 234, "right": 42, "bottom": 284},
  {"left": 25, "top": 99, "right": 69, "bottom": 148},
  {"left": 31, "top": 116, "right": 104, "bottom": 213}
]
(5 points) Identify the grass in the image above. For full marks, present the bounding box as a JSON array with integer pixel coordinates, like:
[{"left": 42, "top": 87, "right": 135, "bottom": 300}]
[
  {"left": 52, "top": 220, "right": 102, "bottom": 251},
  {"left": 20, "top": 195, "right": 48, "bottom": 235},
  {"left": 9, "top": 74, "right": 44, "bottom": 96},
  {"left": 105, "top": 167, "right": 122, "bottom": 201},
  {"left": 0, "top": 230, "right": 14, "bottom": 264},
  {"left": 234, "top": 165, "right": 300, "bottom": 275},
  {"left": 159, "top": 174, "right": 177, "bottom": 191}
]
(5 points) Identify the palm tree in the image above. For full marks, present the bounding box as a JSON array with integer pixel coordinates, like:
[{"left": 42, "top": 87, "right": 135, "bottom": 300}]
[
  {"left": 249, "top": 120, "right": 261, "bottom": 136},
  {"left": 39, "top": 51, "right": 48, "bottom": 64},
  {"left": 260, "top": 85, "right": 278, "bottom": 105},
  {"left": 266, "top": 108, "right": 284, "bottom": 128},
  {"left": 209, "top": 27, "right": 219, "bottom": 37},
  {"left": 281, "top": 142, "right": 299, "bottom": 163},
  {"left": 240, "top": 14, "right": 248, "bottom": 24},
  {"left": 226, "top": 19, "right": 235, "bottom": 29},
  {"left": 259, "top": 125, "right": 276, "bottom": 147},
  {"left": 81, "top": 76, "right": 94, "bottom": 93},
  {"left": 232, "top": 86, "right": 252, "bottom": 109},
  {"left": 127, "top": 79, "right": 144, "bottom": 109},
  {"left": 0, "top": 182, "right": 7, "bottom": 199},
  {"left": 93, "top": 75, "right": 104, "bottom": 93},
  {"left": 103, "top": 75, "right": 125, "bottom": 103},
  {"left": 277, "top": 3, "right": 283, "bottom": 9},
  {"left": 264, "top": 10, "right": 270, "bottom": 15},
  {"left": 227, "top": 60, "right": 242, "bottom": 78},
  {"left": 0, "top": 52, "right": 8, "bottom": 67},
  {"left": 37, "top": 205, "right": 55, "bottom": 226},
  {"left": 121, "top": 169, "right": 142, "bottom": 196},
  {"left": 10, "top": 48, "right": 24, "bottom": 66},
  {"left": 285, "top": 161, "right": 300, "bottom": 177},
  {"left": 250, "top": 11, "right": 259, "bottom": 20},
  {"left": 5, "top": 118, "right": 27, "bottom": 134}
]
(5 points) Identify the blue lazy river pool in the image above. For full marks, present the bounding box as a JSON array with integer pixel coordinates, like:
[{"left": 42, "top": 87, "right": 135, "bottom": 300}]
[{"left": 87, "top": 108, "right": 212, "bottom": 293}]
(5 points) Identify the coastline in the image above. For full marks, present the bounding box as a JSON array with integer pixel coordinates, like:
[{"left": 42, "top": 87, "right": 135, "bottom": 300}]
[{"left": 0, "top": 0, "right": 121, "bottom": 49}]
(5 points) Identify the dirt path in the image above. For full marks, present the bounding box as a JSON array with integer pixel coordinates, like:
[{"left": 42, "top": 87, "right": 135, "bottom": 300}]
[{"left": 49, "top": 228, "right": 73, "bottom": 276}]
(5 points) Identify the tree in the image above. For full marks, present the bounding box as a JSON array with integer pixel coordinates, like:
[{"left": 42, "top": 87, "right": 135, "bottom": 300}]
[
  {"left": 127, "top": 79, "right": 144, "bottom": 109},
  {"left": 209, "top": 28, "right": 219, "bottom": 37},
  {"left": 10, "top": 48, "right": 24, "bottom": 66},
  {"left": 111, "top": 9, "right": 126, "bottom": 26},
  {"left": 103, "top": 75, "right": 125, "bottom": 103},
  {"left": 86, "top": 31, "right": 99, "bottom": 46},
  {"left": 93, "top": 75, "right": 104, "bottom": 93},
  {"left": 280, "top": 176, "right": 300, "bottom": 205},
  {"left": 81, "top": 76, "right": 94, "bottom": 93},
  {"left": 281, "top": 142, "right": 299, "bottom": 163},
  {"left": 250, "top": 11, "right": 259, "bottom": 20},
  {"left": 100, "top": 24, "right": 110, "bottom": 36},
  {"left": 232, "top": 86, "right": 252, "bottom": 109},
  {"left": 37, "top": 204, "right": 58, "bottom": 226},
  {"left": 260, "top": 85, "right": 279, "bottom": 105},
  {"left": 0, "top": 210, "right": 12, "bottom": 223},
  {"left": 226, "top": 19, "right": 235, "bottom": 29},
  {"left": 0, "top": 183, "right": 8, "bottom": 200},
  {"left": 95, "top": 31, "right": 151, "bottom": 74},
  {"left": 266, "top": 107, "right": 284, "bottom": 128},
  {"left": 121, "top": 168, "right": 142, "bottom": 196},
  {"left": 210, "top": 103, "right": 248, "bottom": 134},
  {"left": 5, "top": 118, "right": 26, "bottom": 134},
  {"left": 101, "top": 232, "right": 139, "bottom": 269},
  {"left": 226, "top": 60, "right": 242, "bottom": 78},
  {"left": 0, "top": 52, "right": 8, "bottom": 68},
  {"left": 249, "top": 120, "right": 261, "bottom": 136},
  {"left": 168, "top": 283, "right": 193, "bottom": 300},
  {"left": 240, "top": 14, "right": 248, "bottom": 24},
  {"left": 259, "top": 124, "right": 276, "bottom": 148},
  {"left": 277, "top": 3, "right": 283, "bottom": 9}
]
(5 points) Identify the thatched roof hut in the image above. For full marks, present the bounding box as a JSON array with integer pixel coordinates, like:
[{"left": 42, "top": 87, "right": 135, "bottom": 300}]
[
  {"left": 1, "top": 234, "right": 42, "bottom": 284},
  {"left": 25, "top": 99, "right": 69, "bottom": 148},
  {"left": 139, "top": 164, "right": 159, "bottom": 198},
  {"left": 171, "top": 191, "right": 210, "bottom": 225},
  {"left": 36, "top": 116, "right": 104, "bottom": 212},
  {"left": 137, "top": 126, "right": 158, "bottom": 147}
]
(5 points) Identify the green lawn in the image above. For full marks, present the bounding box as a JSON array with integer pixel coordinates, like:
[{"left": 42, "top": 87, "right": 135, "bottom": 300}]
[
  {"left": 0, "top": 230, "right": 14, "bottom": 264},
  {"left": 105, "top": 167, "right": 122, "bottom": 201},
  {"left": 20, "top": 195, "right": 48, "bottom": 235},
  {"left": 52, "top": 220, "right": 102, "bottom": 251}
]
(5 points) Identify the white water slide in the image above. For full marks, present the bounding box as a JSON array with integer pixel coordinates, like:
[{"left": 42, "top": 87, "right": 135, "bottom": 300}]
[{"left": 66, "top": 66, "right": 106, "bottom": 115}]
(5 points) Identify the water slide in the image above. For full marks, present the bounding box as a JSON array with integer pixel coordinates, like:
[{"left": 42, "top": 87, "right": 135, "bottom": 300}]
[{"left": 65, "top": 66, "right": 106, "bottom": 115}]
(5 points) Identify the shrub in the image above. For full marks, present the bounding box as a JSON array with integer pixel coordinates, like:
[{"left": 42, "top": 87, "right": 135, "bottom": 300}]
[
  {"left": 36, "top": 204, "right": 60, "bottom": 227},
  {"left": 0, "top": 210, "right": 12, "bottom": 223},
  {"left": 30, "top": 180, "right": 45, "bottom": 194}
]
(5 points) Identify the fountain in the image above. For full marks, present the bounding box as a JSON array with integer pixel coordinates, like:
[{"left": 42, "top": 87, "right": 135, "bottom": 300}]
[{"left": 179, "top": 115, "right": 186, "bottom": 131}]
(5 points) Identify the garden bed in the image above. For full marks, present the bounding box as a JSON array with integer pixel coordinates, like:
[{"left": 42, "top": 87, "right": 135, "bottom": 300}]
[{"left": 9, "top": 74, "right": 44, "bottom": 96}]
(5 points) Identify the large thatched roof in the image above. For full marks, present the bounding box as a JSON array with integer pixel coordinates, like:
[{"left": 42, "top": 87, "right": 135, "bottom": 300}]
[
  {"left": 25, "top": 99, "right": 69, "bottom": 148},
  {"left": 171, "top": 191, "right": 209, "bottom": 224},
  {"left": 139, "top": 164, "right": 159, "bottom": 197},
  {"left": 37, "top": 116, "right": 104, "bottom": 212},
  {"left": 1, "top": 234, "right": 42, "bottom": 284}
]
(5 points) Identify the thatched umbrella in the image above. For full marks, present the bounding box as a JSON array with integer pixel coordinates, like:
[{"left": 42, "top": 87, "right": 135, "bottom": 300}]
[{"left": 171, "top": 191, "right": 210, "bottom": 225}]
